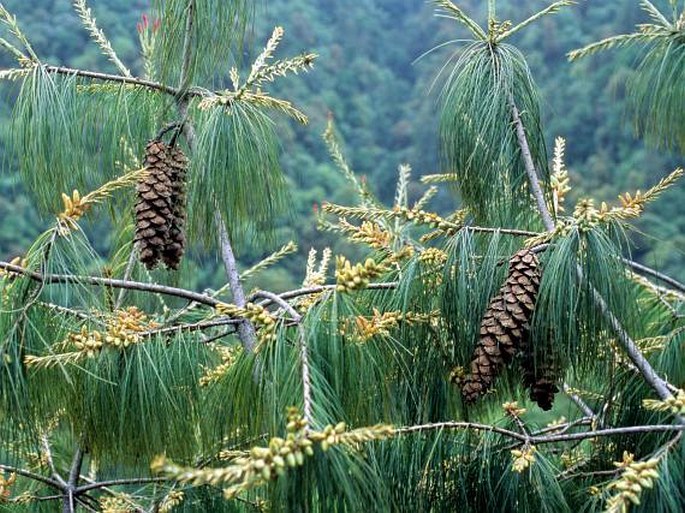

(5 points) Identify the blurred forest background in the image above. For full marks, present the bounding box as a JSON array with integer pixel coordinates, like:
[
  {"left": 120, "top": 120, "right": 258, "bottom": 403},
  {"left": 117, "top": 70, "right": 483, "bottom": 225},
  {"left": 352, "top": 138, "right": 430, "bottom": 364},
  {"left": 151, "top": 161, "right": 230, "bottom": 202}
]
[{"left": 0, "top": 0, "right": 682, "bottom": 288}]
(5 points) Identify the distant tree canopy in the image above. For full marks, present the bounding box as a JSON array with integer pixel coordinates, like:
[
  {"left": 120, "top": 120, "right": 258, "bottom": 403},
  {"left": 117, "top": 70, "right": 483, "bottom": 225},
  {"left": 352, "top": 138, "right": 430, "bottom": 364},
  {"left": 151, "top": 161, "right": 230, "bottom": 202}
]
[{"left": 0, "top": 0, "right": 683, "bottom": 282}]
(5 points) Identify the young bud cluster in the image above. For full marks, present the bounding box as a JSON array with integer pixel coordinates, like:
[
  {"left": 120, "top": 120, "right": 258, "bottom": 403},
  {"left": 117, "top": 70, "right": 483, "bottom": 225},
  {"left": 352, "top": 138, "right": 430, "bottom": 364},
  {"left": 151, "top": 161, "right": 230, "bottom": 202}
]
[
  {"left": 335, "top": 256, "right": 387, "bottom": 293},
  {"left": 605, "top": 453, "right": 660, "bottom": 511},
  {"left": 33, "top": 307, "right": 159, "bottom": 363},
  {"left": 199, "top": 345, "right": 242, "bottom": 387},
  {"left": 158, "top": 490, "right": 184, "bottom": 513},
  {"left": 511, "top": 445, "right": 536, "bottom": 473},
  {"left": 643, "top": 389, "right": 685, "bottom": 416},
  {"left": 0, "top": 256, "right": 28, "bottom": 281},
  {"left": 152, "top": 409, "right": 393, "bottom": 499},
  {"left": 343, "top": 309, "right": 438, "bottom": 343},
  {"left": 215, "top": 302, "right": 278, "bottom": 346},
  {"left": 0, "top": 472, "right": 16, "bottom": 502}
]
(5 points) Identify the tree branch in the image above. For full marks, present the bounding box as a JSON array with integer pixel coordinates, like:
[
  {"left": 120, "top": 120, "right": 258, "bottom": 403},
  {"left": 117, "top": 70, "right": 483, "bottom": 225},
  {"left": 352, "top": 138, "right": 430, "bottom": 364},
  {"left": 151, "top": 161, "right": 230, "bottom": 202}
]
[
  {"left": 563, "top": 383, "right": 597, "bottom": 420},
  {"left": 593, "top": 287, "right": 679, "bottom": 407},
  {"left": 510, "top": 102, "right": 555, "bottom": 231},
  {"left": 63, "top": 446, "right": 84, "bottom": 513},
  {"left": 217, "top": 220, "right": 258, "bottom": 352},
  {"left": 0, "top": 261, "right": 223, "bottom": 309},
  {"left": 263, "top": 282, "right": 398, "bottom": 303},
  {"left": 75, "top": 477, "right": 169, "bottom": 495},
  {"left": 466, "top": 225, "right": 540, "bottom": 237},
  {"left": 141, "top": 318, "right": 242, "bottom": 338},
  {"left": 0, "top": 464, "right": 64, "bottom": 490},
  {"left": 167, "top": 0, "right": 258, "bottom": 353},
  {"left": 622, "top": 258, "right": 685, "bottom": 295},
  {"left": 510, "top": 100, "right": 684, "bottom": 423},
  {"left": 43, "top": 65, "right": 180, "bottom": 96},
  {"left": 395, "top": 421, "right": 685, "bottom": 445},
  {"left": 395, "top": 421, "right": 531, "bottom": 442},
  {"left": 252, "top": 290, "right": 302, "bottom": 322}
]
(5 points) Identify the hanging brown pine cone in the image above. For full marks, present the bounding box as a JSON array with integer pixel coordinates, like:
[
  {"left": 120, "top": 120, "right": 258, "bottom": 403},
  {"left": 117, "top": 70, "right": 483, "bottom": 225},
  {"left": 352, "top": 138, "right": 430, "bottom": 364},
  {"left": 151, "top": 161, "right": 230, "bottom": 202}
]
[
  {"left": 135, "top": 140, "right": 174, "bottom": 270},
  {"left": 161, "top": 144, "right": 188, "bottom": 270},
  {"left": 518, "top": 334, "right": 560, "bottom": 411},
  {"left": 460, "top": 248, "right": 542, "bottom": 404}
]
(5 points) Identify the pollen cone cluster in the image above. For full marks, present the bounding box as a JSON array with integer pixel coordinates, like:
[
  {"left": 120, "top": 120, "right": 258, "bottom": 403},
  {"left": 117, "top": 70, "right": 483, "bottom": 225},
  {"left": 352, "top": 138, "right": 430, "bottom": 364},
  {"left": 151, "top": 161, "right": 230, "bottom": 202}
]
[
  {"left": 135, "top": 140, "right": 188, "bottom": 270},
  {"left": 460, "top": 249, "right": 545, "bottom": 405}
]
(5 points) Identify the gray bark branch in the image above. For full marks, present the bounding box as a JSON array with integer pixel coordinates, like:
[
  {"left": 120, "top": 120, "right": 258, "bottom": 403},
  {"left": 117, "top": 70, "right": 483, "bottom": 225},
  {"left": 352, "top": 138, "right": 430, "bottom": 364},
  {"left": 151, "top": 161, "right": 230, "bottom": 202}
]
[{"left": 510, "top": 100, "right": 683, "bottom": 423}]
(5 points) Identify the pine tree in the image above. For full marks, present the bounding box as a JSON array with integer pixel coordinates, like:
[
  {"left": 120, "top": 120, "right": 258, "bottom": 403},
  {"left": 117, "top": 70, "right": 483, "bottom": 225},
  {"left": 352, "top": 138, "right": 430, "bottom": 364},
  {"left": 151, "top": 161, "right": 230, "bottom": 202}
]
[{"left": 0, "top": 1, "right": 684, "bottom": 512}]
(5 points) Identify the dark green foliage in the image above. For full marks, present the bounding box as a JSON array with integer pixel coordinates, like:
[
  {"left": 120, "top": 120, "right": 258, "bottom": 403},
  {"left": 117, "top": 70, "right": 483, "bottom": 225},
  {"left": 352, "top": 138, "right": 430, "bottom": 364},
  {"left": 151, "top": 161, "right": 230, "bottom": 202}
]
[
  {"left": 439, "top": 42, "right": 548, "bottom": 226},
  {"left": 12, "top": 68, "right": 168, "bottom": 212},
  {"left": 69, "top": 332, "right": 211, "bottom": 464},
  {"left": 630, "top": 39, "right": 685, "bottom": 152},
  {"left": 151, "top": 0, "right": 252, "bottom": 87},
  {"left": 190, "top": 102, "right": 289, "bottom": 247},
  {"left": 532, "top": 225, "right": 640, "bottom": 379}
]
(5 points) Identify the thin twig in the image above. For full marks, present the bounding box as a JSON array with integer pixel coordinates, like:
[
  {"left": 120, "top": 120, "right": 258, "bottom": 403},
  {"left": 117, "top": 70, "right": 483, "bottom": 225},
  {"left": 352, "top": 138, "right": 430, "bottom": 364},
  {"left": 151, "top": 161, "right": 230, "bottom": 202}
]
[
  {"left": 252, "top": 290, "right": 302, "bottom": 322},
  {"left": 299, "top": 324, "right": 314, "bottom": 427},
  {"left": 466, "top": 225, "right": 540, "bottom": 237},
  {"left": 511, "top": 414, "right": 531, "bottom": 441},
  {"left": 75, "top": 477, "right": 169, "bottom": 495},
  {"left": 503, "top": 417, "right": 594, "bottom": 451},
  {"left": 622, "top": 258, "right": 685, "bottom": 295},
  {"left": 0, "top": 464, "right": 64, "bottom": 490},
  {"left": 36, "top": 302, "right": 98, "bottom": 323},
  {"left": 115, "top": 249, "right": 138, "bottom": 309},
  {"left": 395, "top": 422, "right": 685, "bottom": 445},
  {"left": 559, "top": 468, "right": 619, "bottom": 482},
  {"left": 528, "top": 417, "right": 593, "bottom": 437},
  {"left": 76, "top": 474, "right": 147, "bottom": 513},
  {"left": 395, "top": 421, "right": 528, "bottom": 442},
  {"left": 0, "top": 261, "right": 222, "bottom": 308},
  {"left": 266, "top": 282, "right": 399, "bottom": 303},
  {"left": 43, "top": 65, "right": 180, "bottom": 96},
  {"left": 39, "top": 432, "right": 68, "bottom": 489},
  {"left": 200, "top": 328, "right": 236, "bottom": 344},
  {"left": 141, "top": 318, "right": 242, "bottom": 338},
  {"left": 563, "top": 383, "right": 597, "bottom": 420}
]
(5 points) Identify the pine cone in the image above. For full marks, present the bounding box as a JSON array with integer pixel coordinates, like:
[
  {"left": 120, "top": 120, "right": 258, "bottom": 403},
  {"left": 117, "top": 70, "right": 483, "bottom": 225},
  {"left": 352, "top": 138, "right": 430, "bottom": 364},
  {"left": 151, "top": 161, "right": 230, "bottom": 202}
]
[
  {"left": 161, "top": 145, "right": 188, "bottom": 270},
  {"left": 461, "top": 249, "right": 542, "bottom": 404},
  {"left": 519, "top": 335, "right": 559, "bottom": 411},
  {"left": 135, "top": 140, "right": 174, "bottom": 270}
]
